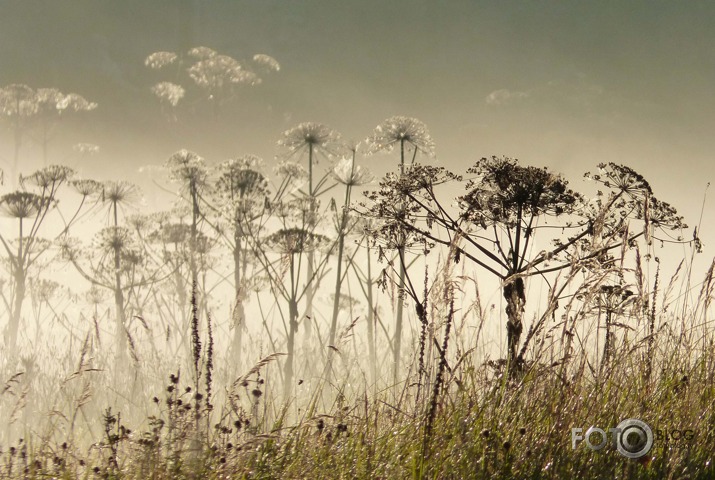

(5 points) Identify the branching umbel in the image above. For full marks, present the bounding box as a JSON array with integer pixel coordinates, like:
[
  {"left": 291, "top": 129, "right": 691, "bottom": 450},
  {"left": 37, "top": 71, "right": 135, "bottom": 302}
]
[{"left": 362, "top": 157, "right": 697, "bottom": 377}]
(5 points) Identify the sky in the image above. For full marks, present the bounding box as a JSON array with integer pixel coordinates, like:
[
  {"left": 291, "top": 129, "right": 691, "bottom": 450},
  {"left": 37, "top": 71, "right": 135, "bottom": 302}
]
[{"left": 1, "top": 0, "right": 714, "bottom": 257}]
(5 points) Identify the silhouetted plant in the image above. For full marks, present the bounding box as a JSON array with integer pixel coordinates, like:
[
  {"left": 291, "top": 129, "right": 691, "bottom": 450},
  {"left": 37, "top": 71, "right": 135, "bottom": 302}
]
[
  {"left": 0, "top": 165, "right": 92, "bottom": 357},
  {"left": 325, "top": 149, "right": 374, "bottom": 380},
  {"left": 0, "top": 85, "right": 96, "bottom": 179},
  {"left": 145, "top": 47, "right": 279, "bottom": 116},
  {"left": 211, "top": 155, "right": 269, "bottom": 369},
  {"left": 262, "top": 224, "right": 331, "bottom": 398},
  {"left": 0, "top": 84, "right": 36, "bottom": 183},
  {"left": 364, "top": 157, "right": 693, "bottom": 377},
  {"left": 366, "top": 115, "right": 435, "bottom": 384},
  {"left": 31, "top": 87, "right": 97, "bottom": 164},
  {"left": 278, "top": 122, "right": 342, "bottom": 351}
]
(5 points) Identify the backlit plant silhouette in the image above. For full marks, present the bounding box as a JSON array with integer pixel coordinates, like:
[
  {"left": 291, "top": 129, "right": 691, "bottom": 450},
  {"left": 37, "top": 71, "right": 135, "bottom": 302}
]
[
  {"left": 211, "top": 155, "right": 270, "bottom": 368},
  {"left": 325, "top": 147, "right": 374, "bottom": 380},
  {"left": 366, "top": 115, "right": 435, "bottom": 383},
  {"left": 364, "top": 157, "right": 692, "bottom": 376},
  {"left": 278, "top": 122, "right": 342, "bottom": 351},
  {"left": 145, "top": 47, "right": 279, "bottom": 116},
  {"left": 0, "top": 165, "right": 93, "bottom": 357}
]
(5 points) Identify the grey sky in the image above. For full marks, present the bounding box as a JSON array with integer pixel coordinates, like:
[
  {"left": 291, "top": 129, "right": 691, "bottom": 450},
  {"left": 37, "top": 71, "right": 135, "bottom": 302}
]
[{"left": 1, "top": 1, "right": 713, "bottom": 249}]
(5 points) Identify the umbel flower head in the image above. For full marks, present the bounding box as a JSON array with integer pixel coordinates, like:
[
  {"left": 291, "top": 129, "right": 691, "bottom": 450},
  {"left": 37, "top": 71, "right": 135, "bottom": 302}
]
[
  {"left": 0, "top": 84, "right": 37, "bottom": 118},
  {"left": 144, "top": 51, "right": 179, "bottom": 69},
  {"left": 264, "top": 228, "right": 331, "bottom": 255},
  {"left": 101, "top": 181, "right": 140, "bottom": 206},
  {"left": 151, "top": 82, "right": 185, "bottom": 107},
  {"left": 71, "top": 179, "right": 103, "bottom": 197},
  {"left": 73, "top": 143, "right": 100, "bottom": 155},
  {"left": 252, "top": 54, "right": 280, "bottom": 72},
  {"left": 56, "top": 93, "right": 97, "bottom": 112},
  {"left": 332, "top": 157, "right": 374, "bottom": 187},
  {"left": 367, "top": 116, "right": 435, "bottom": 157},
  {"left": 274, "top": 159, "right": 307, "bottom": 181},
  {"left": 278, "top": 122, "right": 342, "bottom": 159},
  {"left": 0, "top": 192, "right": 48, "bottom": 218},
  {"left": 93, "top": 227, "right": 144, "bottom": 267},
  {"left": 34, "top": 88, "right": 64, "bottom": 114},
  {"left": 459, "top": 156, "right": 581, "bottom": 229},
  {"left": 216, "top": 158, "right": 269, "bottom": 200},
  {"left": 21, "top": 165, "right": 75, "bottom": 190},
  {"left": 188, "top": 53, "right": 259, "bottom": 90},
  {"left": 166, "top": 149, "right": 209, "bottom": 187}
]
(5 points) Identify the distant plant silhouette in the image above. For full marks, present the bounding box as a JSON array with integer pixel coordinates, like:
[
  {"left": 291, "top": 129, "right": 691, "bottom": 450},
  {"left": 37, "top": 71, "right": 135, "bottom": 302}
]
[
  {"left": 0, "top": 84, "right": 96, "bottom": 181},
  {"left": 60, "top": 180, "right": 148, "bottom": 370},
  {"left": 0, "top": 165, "right": 94, "bottom": 358},
  {"left": 278, "top": 122, "right": 342, "bottom": 355},
  {"left": 145, "top": 47, "right": 279, "bottom": 116},
  {"left": 211, "top": 155, "right": 270, "bottom": 369},
  {"left": 325, "top": 147, "right": 374, "bottom": 380},
  {"left": 366, "top": 115, "right": 435, "bottom": 384}
]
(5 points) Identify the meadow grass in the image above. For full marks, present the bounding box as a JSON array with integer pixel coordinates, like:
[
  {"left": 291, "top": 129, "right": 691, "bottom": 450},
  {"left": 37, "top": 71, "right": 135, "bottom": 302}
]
[
  {"left": 0, "top": 251, "right": 715, "bottom": 479},
  {"left": 0, "top": 308, "right": 715, "bottom": 479}
]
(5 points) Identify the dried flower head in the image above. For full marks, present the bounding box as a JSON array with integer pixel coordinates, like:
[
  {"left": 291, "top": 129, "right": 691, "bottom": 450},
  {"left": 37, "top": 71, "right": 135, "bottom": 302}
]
[
  {"left": 0, "top": 192, "right": 46, "bottom": 218},
  {"left": 278, "top": 122, "right": 342, "bottom": 159},
  {"left": 264, "top": 228, "right": 331, "bottom": 255},
  {"left": 332, "top": 157, "right": 374, "bottom": 187},
  {"left": 188, "top": 46, "right": 217, "bottom": 60},
  {"left": 188, "top": 54, "right": 259, "bottom": 90},
  {"left": 71, "top": 179, "right": 102, "bottom": 197},
  {"left": 459, "top": 157, "right": 580, "bottom": 228},
  {"left": 367, "top": 116, "right": 435, "bottom": 157},
  {"left": 145, "top": 51, "right": 179, "bottom": 69},
  {"left": 102, "top": 181, "right": 140, "bottom": 206},
  {"left": 34, "top": 88, "right": 64, "bottom": 113},
  {"left": 166, "top": 149, "right": 209, "bottom": 187},
  {"left": 94, "top": 226, "right": 139, "bottom": 257},
  {"left": 57, "top": 93, "right": 97, "bottom": 112},
  {"left": 216, "top": 156, "right": 268, "bottom": 199},
  {"left": 73, "top": 143, "right": 100, "bottom": 155},
  {"left": 22, "top": 165, "right": 75, "bottom": 189},
  {"left": 0, "top": 84, "right": 37, "bottom": 118},
  {"left": 274, "top": 159, "right": 307, "bottom": 180},
  {"left": 252, "top": 54, "right": 280, "bottom": 72},
  {"left": 151, "top": 82, "right": 185, "bottom": 107}
]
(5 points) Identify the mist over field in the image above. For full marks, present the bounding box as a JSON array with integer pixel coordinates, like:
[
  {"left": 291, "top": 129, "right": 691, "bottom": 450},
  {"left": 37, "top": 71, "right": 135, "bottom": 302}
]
[{"left": 1, "top": 2, "right": 714, "bottom": 478}]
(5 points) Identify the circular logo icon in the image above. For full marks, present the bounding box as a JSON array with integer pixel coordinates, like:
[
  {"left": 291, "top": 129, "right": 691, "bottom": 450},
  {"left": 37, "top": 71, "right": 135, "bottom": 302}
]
[{"left": 615, "top": 418, "right": 653, "bottom": 458}]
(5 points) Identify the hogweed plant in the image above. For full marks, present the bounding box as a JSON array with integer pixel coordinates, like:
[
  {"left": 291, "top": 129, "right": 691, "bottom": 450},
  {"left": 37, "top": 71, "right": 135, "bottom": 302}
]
[
  {"left": 0, "top": 84, "right": 96, "bottom": 181},
  {"left": 145, "top": 47, "right": 279, "bottom": 117},
  {"left": 325, "top": 148, "right": 374, "bottom": 382},
  {"left": 363, "top": 157, "right": 696, "bottom": 379},
  {"left": 278, "top": 122, "right": 343, "bottom": 368},
  {"left": 0, "top": 165, "right": 96, "bottom": 359},
  {"left": 366, "top": 115, "right": 435, "bottom": 385},
  {"left": 211, "top": 155, "right": 270, "bottom": 371}
]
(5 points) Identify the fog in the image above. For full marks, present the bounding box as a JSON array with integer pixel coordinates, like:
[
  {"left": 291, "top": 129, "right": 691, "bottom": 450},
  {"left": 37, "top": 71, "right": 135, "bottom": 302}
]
[{"left": 0, "top": 0, "right": 713, "bottom": 467}]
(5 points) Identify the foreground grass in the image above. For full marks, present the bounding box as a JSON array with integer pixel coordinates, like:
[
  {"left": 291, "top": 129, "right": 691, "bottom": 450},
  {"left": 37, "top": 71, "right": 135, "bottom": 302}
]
[{"left": 1, "top": 337, "right": 713, "bottom": 480}]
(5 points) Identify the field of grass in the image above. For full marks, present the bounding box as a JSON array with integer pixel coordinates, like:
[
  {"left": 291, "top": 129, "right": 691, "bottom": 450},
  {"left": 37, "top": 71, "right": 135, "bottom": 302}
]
[{"left": 1, "top": 258, "right": 714, "bottom": 480}]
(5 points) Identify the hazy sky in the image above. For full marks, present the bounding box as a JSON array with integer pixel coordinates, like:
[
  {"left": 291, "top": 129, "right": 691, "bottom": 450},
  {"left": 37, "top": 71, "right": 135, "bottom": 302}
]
[{"left": 1, "top": 1, "right": 714, "bottom": 253}]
